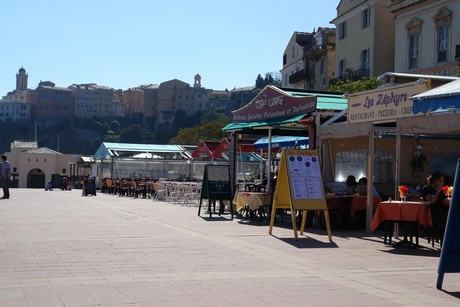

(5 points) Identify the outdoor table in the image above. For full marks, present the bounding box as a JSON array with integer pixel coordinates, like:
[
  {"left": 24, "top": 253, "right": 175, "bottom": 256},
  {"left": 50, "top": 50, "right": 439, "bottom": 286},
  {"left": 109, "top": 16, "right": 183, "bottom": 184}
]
[
  {"left": 233, "top": 191, "right": 270, "bottom": 212},
  {"left": 350, "top": 195, "right": 382, "bottom": 217},
  {"left": 371, "top": 200, "right": 432, "bottom": 246}
]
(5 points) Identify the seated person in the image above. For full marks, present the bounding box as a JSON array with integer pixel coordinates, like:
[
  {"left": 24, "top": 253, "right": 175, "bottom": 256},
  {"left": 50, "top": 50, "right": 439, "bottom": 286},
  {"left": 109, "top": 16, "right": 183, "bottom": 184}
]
[
  {"left": 421, "top": 172, "right": 449, "bottom": 225},
  {"left": 357, "top": 177, "right": 380, "bottom": 197},
  {"left": 345, "top": 175, "right": 358, "bottom": 194},
  {"left": 45, "top": 181, "right": 53, "bottom": 191}
]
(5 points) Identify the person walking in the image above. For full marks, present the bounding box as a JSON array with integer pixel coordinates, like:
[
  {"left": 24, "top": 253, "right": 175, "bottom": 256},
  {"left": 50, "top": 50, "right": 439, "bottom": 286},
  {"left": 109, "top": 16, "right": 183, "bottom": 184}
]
[{"left": 1, "top": 155, "right": 11, "bottom": 199}]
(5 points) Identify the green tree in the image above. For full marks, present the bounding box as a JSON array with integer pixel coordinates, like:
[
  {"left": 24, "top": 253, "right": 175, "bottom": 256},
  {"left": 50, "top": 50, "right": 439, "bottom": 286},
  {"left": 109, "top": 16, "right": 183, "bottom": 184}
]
[
  {"left": 255, "top": 74, "right": 265, "bottom": 88},
  {"left": 255, "top": 72, "right": 282, "bottom": 88},
  {"left": 119, "top": 124, "right": 151, "bottom": 143},
  {"left": 169, "top": 121, "right": 227, "bottom": 145},
  {"left": 110, "top": 120, "right": 121, "bottom": 133},
  {"left": 200, "top": 110, "right": 230, "bottom": 125},
  {"left": 329, "top": 78, "right": 382, "bottom": 93}
]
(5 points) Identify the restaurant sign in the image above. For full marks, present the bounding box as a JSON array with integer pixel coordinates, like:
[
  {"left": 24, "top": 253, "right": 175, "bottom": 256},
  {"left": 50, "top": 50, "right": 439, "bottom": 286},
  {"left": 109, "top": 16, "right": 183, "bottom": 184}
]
[
  {"left": 348, "top": 80, "right": 431, "bottom": 124},
  {"left": 232, "top": 85, "right": 317, "bottom": 123}
]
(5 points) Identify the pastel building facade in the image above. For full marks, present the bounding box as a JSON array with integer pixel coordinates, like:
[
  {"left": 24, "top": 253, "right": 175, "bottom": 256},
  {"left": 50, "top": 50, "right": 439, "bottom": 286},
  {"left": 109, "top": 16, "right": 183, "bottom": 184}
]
[
  {"left": 69, "top": 83, "right": 114, "bottom": 119},
  {"left": 331, "top": 0, "right": 395, "bottom": 80},
  {"left": 389, "top": 0, "right": 460, "bottom": 76},
  {"left": 6, "top": 141, "right": 79, "bottom": 188}
]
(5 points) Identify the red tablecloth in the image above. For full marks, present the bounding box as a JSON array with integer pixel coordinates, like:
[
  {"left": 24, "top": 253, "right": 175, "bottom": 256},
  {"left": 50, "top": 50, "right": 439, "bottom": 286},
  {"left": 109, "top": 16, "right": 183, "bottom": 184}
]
[
  {"left": 326, "top": 195, "right": 381, "bottom": 216},
  {"left": 370, "top": 201, "right": 432, "bottom": 232},
  {"left": 350, "top": 196, "right": 382, "bottom": 217}
]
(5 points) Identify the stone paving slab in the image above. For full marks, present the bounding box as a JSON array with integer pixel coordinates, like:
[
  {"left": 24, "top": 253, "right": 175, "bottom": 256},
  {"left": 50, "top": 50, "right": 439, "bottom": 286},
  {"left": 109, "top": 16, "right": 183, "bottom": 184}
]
[{"left": 0, "top": 189, "right": 459, "bottom": 306}]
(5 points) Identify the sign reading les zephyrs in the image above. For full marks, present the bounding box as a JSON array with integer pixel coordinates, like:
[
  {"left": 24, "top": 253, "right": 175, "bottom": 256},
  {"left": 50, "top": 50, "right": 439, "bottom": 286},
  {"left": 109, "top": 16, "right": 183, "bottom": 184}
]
[
  {"left": 348, "top": 80, "right": 431, "bottom": 124},
  {"left": 232, "top": 86, "right": 317, "bottom": 122}
]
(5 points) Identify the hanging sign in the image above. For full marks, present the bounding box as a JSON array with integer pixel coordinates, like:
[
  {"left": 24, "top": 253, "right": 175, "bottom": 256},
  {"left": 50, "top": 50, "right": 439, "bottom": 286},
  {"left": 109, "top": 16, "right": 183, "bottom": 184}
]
[
  {"left": 232, "top": 86, "right": 316, "bottom": 122},
  {"left": 348, "top": 80, "right": 431, "bottom": 124}
]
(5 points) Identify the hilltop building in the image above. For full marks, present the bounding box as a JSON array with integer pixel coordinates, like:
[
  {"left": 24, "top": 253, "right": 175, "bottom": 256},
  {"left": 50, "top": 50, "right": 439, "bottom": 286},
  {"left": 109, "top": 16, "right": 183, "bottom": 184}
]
[
  {"left": 16, "top": 67, "right": 28, "bottom": 91},
  {"left": 68, "top": 83, "right": 114, "bottom": 119},
  {"left": 29, "top": 81, "right": 74, "bottom": 122}
]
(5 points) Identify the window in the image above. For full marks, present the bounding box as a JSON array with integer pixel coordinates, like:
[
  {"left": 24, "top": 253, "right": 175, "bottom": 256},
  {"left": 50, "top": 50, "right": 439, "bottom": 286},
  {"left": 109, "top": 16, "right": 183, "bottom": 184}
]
[
  {"left": 338, "top": 21, "right": 347, "bottom": 40},
  {"left": 283, "top": 54, "right": 287, "bottom": 65},
  {"left": 433, "top": 8, "right": 452, "bottom": 64},
  {"left": 408, "top": 33, "right": 419, "bottom": 69},
  {"left": 361, "top": 8, "right": 370, "bottom": 29},
  {"left": 338, "top": 58, "right": 346, "bottom": 78},
  {"left": 437, "top": 24, "right": 449, "bottom": 63},
  {"left": 360, "top": 49, "right": 369, "bottom": 76},
  {"left": 292, "top": 46, "right": 295, "bottom": 58},
  {"left": 320, "top": 58, "right": 325, "bottom": 75}
]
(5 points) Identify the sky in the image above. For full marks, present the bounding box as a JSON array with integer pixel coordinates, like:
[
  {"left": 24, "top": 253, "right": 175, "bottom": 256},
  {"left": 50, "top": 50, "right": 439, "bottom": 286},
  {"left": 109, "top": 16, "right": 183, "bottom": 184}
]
[{"left": 0, "top": 0, "right": 338, "bottom": 96}]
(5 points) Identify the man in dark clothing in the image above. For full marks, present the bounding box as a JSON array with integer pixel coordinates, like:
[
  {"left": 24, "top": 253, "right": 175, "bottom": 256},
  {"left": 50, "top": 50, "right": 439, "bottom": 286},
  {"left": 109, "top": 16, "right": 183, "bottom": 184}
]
[{"left": 1, "top": 155, "right": 11, "bottom": 199}]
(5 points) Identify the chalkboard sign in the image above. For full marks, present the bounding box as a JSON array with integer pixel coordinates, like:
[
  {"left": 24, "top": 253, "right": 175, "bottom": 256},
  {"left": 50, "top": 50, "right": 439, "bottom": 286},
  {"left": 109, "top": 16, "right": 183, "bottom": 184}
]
[
  {"left": 83, "top": 177, "right": 97, "bottom": 196},
  {"left": 198, "top": 164, "right": 232, "bottom": 218},
  {"left": 51, "top": 174, "right": 62, "bottom": 189},
  {"left": 437, "top": 159, "right": 460, "bottom": 289}
]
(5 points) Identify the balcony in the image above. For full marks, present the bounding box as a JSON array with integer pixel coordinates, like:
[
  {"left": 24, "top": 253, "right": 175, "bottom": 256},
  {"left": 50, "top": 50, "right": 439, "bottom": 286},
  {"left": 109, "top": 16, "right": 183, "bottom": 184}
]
[
  {"left": 330, "top": 68, "right": 370, "bottom": 84},
  {"left": 305, "top": 44, "right": 327, "bottom": 61},
  {"left": 289, "top": 69, "right": 311, "bottom": 84}
]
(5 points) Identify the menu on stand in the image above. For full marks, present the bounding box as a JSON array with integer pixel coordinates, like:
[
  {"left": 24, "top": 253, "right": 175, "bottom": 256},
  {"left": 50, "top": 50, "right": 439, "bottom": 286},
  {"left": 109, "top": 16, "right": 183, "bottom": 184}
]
[
  {"left": 287, "top": 154, "right": 323, "bottom": 200},
  {"left": 269, "top": 149, "right": 331, "bottom": 241}
]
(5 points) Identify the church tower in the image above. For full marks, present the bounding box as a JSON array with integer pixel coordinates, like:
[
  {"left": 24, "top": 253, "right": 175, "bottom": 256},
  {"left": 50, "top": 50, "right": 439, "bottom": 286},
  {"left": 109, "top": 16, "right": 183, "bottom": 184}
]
[
  {"left": 16, "top": 67, "right": 28, "bottom": 90},
  {"left": 193, "top": 74, "right": 201, "bottom": 88}
]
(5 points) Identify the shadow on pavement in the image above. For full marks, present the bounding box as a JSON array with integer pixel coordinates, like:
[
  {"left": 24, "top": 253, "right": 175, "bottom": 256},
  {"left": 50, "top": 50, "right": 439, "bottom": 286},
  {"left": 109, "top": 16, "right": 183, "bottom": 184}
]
[
  {"left": 199, "top": 215, "right": 233, "bottom": 221},
  {"left": 275, "top": 236, "right": 339, "bottom": 249},
  {"left": 440, "top": 290, "right": 460, "bottom": 299},
  {"left": 382, "top": 246, "right": 440, "bottom": 257}
]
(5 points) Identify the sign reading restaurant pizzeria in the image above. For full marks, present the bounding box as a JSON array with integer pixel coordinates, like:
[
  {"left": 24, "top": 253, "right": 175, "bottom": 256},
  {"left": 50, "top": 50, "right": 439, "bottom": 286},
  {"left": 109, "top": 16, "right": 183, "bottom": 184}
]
[
  {"left": 347, "top": 80, "right": 431, "bottom": 124},
  {"left": 232, "top": 85, "right": 317, "bottom": 122}
]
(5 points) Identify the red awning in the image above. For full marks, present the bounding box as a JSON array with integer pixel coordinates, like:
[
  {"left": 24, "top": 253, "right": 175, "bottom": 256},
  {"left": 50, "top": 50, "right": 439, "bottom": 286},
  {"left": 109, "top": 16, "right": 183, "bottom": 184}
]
[
  {"left": 191, "top": 141, "right": 220, "bottom": 159},
  {"left": 212, "top": 138, "right": 261, "bottom": 159}
]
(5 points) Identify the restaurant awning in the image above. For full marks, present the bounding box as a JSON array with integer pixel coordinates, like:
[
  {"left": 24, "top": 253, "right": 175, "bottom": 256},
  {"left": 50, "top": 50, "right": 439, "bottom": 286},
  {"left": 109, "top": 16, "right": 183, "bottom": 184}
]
[
  {"left": 411, "top": 79, "right": 460, "bottom": 115},
  {"left": 222, "top": 113, "right": 307, "bottom": 131},
  {"left": 254, "top": 136, "right": 309, "bottom": 149}
]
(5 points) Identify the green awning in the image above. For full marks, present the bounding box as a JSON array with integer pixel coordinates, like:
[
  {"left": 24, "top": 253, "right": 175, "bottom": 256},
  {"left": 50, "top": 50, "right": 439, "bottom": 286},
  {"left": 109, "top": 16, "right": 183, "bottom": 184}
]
[
  {"left": 222, "top": 114, "right": 307, "bottom": 131},
  {"left": 283, "top": 91, "right": 347, "bottom": 110}
]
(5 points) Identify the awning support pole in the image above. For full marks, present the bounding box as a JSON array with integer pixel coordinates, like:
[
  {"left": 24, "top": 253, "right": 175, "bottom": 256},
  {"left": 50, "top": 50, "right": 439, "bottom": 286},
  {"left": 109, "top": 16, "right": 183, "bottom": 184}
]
[
  {"left": 328, "top": 139, "right": 335, "bottom": 180},
  {"left": 267, "top": 128, "right": 272, "bottom": 193},
  {"left": 366, "top": 124, "right": 375, "bottom": 233},
  {"left": 395, "top": 120, "right": 401, "bottom": 200}
]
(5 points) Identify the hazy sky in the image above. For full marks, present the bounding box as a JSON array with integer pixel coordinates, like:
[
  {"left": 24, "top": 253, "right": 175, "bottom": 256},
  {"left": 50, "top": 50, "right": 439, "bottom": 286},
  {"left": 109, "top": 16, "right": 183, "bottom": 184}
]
[{"left": 1, "top": 0, "right": 338, "bottom": 95}]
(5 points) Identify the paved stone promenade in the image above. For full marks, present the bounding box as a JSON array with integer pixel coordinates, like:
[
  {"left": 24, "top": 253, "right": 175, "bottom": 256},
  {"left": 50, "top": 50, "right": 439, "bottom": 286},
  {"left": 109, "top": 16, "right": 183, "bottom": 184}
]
[{"left": 0, "top": 189, "right": 459, "bottom": 306}]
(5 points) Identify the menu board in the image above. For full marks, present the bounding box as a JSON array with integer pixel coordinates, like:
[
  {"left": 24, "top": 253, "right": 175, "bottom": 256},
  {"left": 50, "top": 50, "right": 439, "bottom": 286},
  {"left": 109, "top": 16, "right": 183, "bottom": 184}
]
[
  {"left": 198, "top": 164, "right": 233, "bottom": 218},
  {"left": 207, "top": 164, "right": 230, "bottom": 182},
  {"left": 287, "top": 154, "right": 323, "bottom": 200},
  {"left": 269, "top": 149, "right": 331, "bottom": 241}
]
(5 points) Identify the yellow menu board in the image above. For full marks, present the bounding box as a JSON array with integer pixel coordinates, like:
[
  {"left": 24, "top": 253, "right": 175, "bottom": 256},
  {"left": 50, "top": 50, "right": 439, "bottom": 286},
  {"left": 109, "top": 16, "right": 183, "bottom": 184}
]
[{"left": 269, "top": 149, "right": 332, "bottom": 241}]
